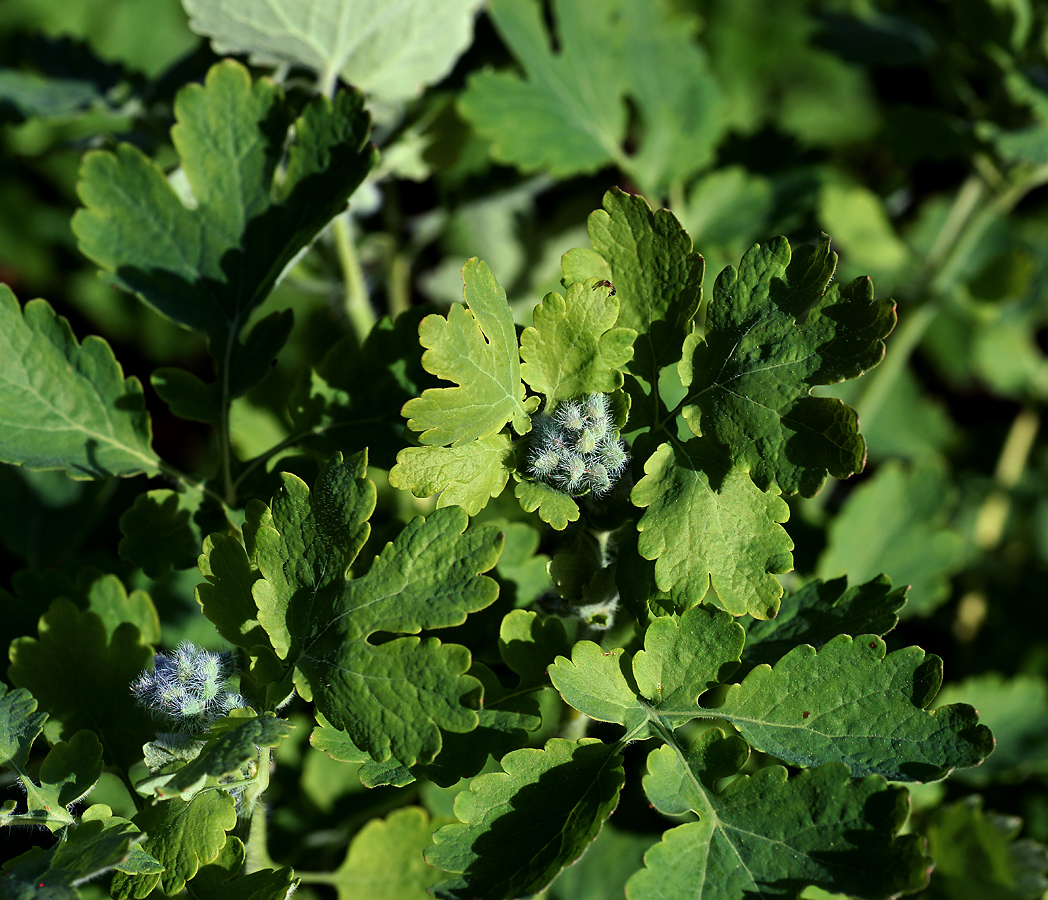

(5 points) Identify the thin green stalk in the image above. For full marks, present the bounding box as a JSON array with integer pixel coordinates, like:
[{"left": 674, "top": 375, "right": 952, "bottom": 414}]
[
  {"left": 244, "top": 800, "right": 278, "bottom": 874},
  {"left": 333, "top": 213, "right": 376, "bottom": 340},
  {"left": 974, "top": 406, "right": 1040, "bottom": 551}
]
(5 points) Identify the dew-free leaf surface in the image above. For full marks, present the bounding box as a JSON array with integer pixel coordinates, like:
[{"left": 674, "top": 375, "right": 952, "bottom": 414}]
[
  {"left": 183, "top": 0, "right": 485, "bottom": 104},
  {"left": 519, "top": 278, "right": 635, "bottom": 401},
  {"left": 427, "top": 738, "right": 625, "bottom": 900},
  {"left": 631, "top": 440, "right": 793, "bottom": 618},
  {"left": 0, "top": 287, "right": 157, "bottom": 479},
  {"left": 628, "top": 732, "right": 931, "bottom": 900},
  {"left": 460, "top": 0, "right": 722, "bottom": 195},
  {"left": 403, "top": 258, "right": 538, "bottom": 446},
  {"left": 679, "top": 235, "right": 895, "bottom": 496},
  {"left": 73, "top": 59, "right": 374, "bottom": 371}
]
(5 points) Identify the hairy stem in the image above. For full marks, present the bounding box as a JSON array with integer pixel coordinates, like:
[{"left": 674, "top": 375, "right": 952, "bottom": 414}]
[{"left": 333, "top": 213, "right": 376, "bottom": 341}]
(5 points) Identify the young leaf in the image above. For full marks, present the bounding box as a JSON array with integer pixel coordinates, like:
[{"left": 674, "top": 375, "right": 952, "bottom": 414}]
[
  {"left": 519, "top": 278, "right": 636, "bottom": 402},
  {"left": 629, "top": 732, "right": 931, "bottom": 900},
  {"left": 110, "top": 792, "right": 237, "bottom": 898},
  {"left": 739, "top": 574, "right": 907, "bottom": 677},
  {"left": 459, "top": 0, "right": 722, "bottom": 195},
  {"left": 680, "top": 235, "right": 896, "bottom": 496},
  {"left": 562, "top": 190, "right": 705, "bottom": 425},
  {"left": 427, "top": 738, "right": 625, "bottom": 900},
  {"left": 817, "top": 458, "right": 965, "bottom": 616},
  {"left": 138, "top": 713, "right": 294, "bottom": 801},
  {"left": 8, "top": 599, "right": 154, "bottom": 770},
  {"left": 389, "top": 432, "right": 514, "bottom": 515},
  {"left": 73, "top": 59, "right": 375, "bottom": 373},
  {"left": 403, "top": 258, "right": 539, "bottom": 446},
  {"left": 717, "top": 634, "right": 994, "bottom": 781},
  {"left": 183, "top": 0, "right": 485, "bottom": 104},
  {"left": 513, "top": 479, "right": 580, "bottom": 530},
  {"left": 186, "top": 836, "right": 295, "bottom": 900},
  {"left": 0, "top": 286, "right": 158, "bottom": 479},
  {"left": 631, "top": 440, "right": 793, "bottom": 618}
]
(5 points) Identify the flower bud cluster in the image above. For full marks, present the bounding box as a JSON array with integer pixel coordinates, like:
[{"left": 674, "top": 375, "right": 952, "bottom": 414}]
[
  {"left": 526, "top": 393, "right": 629, "bottom": 497},
  {"left": 131, "top": 642, "right": 247, "bottom": 733}
]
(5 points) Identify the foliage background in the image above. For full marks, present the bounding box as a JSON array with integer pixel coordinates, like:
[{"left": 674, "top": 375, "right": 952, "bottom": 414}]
[{"left": 2, "top": 0, "right": 1048, "bottom": 897}]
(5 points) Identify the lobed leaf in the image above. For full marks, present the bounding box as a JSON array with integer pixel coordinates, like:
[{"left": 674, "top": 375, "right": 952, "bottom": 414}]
[
  {"left": 519, "top": 278, "right": 636, "bottom": 401},
  {"left": 186, "top": 835, "right": 295, "bottom": 900},
  {"left": 73, "top": 59, "right": 375, "bottom": 375},
  {"left": 679, "top": 235, "right": 896, "bottom": 496},
  {"left": 717, "top": 634, "right": 994, "bottom": 781},
  {"left": 8, "top": 599, "right": 154, "bottom": 770},
  {"left": 631, "top": 440, "right": 793, "bottom": 618},
  {"left": 0, "top": 286, "right": 157, "bottom": 479},
  {"left": 389, "top": 432, "right": 513, "bottom": 515},
  {"left": 629, "top": 731, "right": 931, "bottom": 900},
  {"left": 110, "top": 792, "right": 237, "bottom": 898},
  {"left": 427, "top": 738, "right": 625, "bottom": 900},
  {"left": 403, "top": 258, "right": 538, "bottom": 446},
  {"left": 513, "top": 479, "right": 580, "bottom": 530},
  {"left": 183, "top": 0, "right": 485, "bottom": 106}
]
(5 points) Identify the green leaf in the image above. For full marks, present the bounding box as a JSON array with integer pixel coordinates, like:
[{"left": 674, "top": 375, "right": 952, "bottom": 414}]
[
  {"left": 459, "top": 0, "right": 722, "bottom": 195},
  {"left": 550, "top": 605, "right": 745, "bottom": 737},
  {"left": 222, "top": 453, "right": 503, "bottom": 765},
  {"left": 679, "top": 235, "right": 896, "bottom": 496},
  {"left": 8, "top": 599, "right": 154, "bottom": 770},
  {"left": 329, "top": 806, "right": 447, "bottom": 900},
  {"left": 922, "top": 797, "right": 1048, "bottom": 900},
  {"left": 111, "top": 792, "right": 237, "bottom": 898},
  {"left": 817, "top": 458, "right": 965, "bottom": 616},
  {"left": 0, "top": 286, "right": 158, "bottom": 479},
  {"left": 83, "top": 573, "right": 161, "bottom": 645},
  {"left": 513, "top": 479, "right": 580, "bottom": 530},
  {"left": 739, "top": 575, "right": 906, "bottom": 677},
  {"left": 151, "top": 367, "right": 222, "bottom": 425},
  {"left": 36, "top": 731, "right": 104, "bottom": 813},
  {"left": 389, "top": 432, "right": 514, "bottom": 515},
  {"left": 563, "top": 190, "right": 705, "bottom": 419},
  {"left": 498, "top": 609, "right": 572, "bottom": 688},
  {"left": 0, "top": 684, "right": 47, "bottom": 778},
  {"left": 519, "top": 278, "right": 636, "bottom": 402},
  {"left": 631, "top": 440, "right": 793, "bottom": 618},
  {"left": 2, "top": 808, "right": 153, "bottom": 896},
  {"left": 289, "top": 309, "right": 433, "bottom": 471},
  {"left": 427, "top": 738, "right": 625, "bottom": 900},
  {"left": 403, "top": 258, "right": 539, "bottom": 446},
  {"left": 73, "top": 59, "right": 375, "bottom": 372},
  {"left": 119, "top": 487, "right": 229, "bottom": 578},
  {"left": 182, "top": 0, "right": 485, "bottom": 105},
  {"left": 548, "top": 824, "right": 656, "bottom": 900},
  {"left": 185, "top": 836, "right": 295, "bottom": 900},
  {"left": 935, "top": 673, "right": 1048, "bottom": 785},
  {"left": 717, "top": 634, "right": 994, "bottom": 781},
  {"left": 628, "top": 731, "right": 931, "bottom": 900},
  {"left": 139, "top": 714, "right": 294, "bottom": 801}
]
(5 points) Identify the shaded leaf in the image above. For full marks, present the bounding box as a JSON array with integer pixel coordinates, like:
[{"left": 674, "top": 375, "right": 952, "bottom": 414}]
[
  {"left": 185, "top": 835, "right": 295, "bottom": 900},
  {"left": 119, "top": 487, "right": 229, "bottom": 578},
  {"left": 740, "top": 575, "right": 906, "bottom": 677},
  {"left": 427, "top": 738, "right": 625, "bottom": 900},
  {"left": 0, "top": 286, "right": 157, "bottom": 479}
]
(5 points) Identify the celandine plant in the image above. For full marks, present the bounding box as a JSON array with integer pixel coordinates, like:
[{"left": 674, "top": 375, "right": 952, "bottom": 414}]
[{"left": 7, "top": 2, "right": 1046, "bottom": 898}]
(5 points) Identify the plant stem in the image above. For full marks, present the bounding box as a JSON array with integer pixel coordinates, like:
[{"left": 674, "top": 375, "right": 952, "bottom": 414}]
[
  {"left": 333, "top": 212, "right": 376, "bottom": 341},
  {"left": 245, "top": 800, "right": 278, "bottom": 874},
  {"left": 974, "top": 406, "right": 1040, "bottom": 551}
]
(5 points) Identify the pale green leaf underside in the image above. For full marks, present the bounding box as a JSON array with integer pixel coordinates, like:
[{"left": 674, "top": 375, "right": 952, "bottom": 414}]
[
  {"left": 389, "top": 432, "right": 513, "bottom": 515},
  {"left": 428, "top": 738, "right": 624, "bottom": 900},
  {"left": 631, "top": 440, "right": 793, "bottom": 619},
  {"left": 630, "top": 735, "right": 930, "bottom": 900},
  {"left": 0, "top": 288, "right": 157, "bottom": 479},
  {"left": 520, "top": 278, "right": 636, "bottom": 401},
  {"left": 183, "top": 0, "right": 485, "bottom": 104},
  {"left": 404, "top": 258, "right": 538, "bottom": 446}
]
